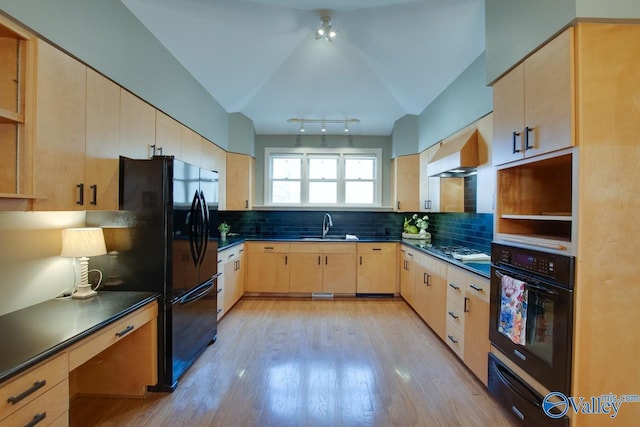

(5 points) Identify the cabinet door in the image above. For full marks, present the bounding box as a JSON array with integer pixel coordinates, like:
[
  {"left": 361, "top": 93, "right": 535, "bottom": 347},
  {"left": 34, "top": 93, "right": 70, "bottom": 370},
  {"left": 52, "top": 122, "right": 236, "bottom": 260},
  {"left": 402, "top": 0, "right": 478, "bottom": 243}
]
[
  {"left": 180, "top": 125, "right": 202, "bottom": 167},
  {"left": 492, "top": 63, "right": 525, "bottom": 166},
  {"left": 524, "top": 27, "right": 575, "bottom": 158},
  {"left": 322, "top": 253, "right": 356, "bottom": 294},
  {"left": 423, "top": 269, "right": 447, "bottom": 341},
  {"left": 357, "top": 244, "right": 397, "bottom": 294},
  {"left": 464, "top": 287, "right": 490, "bottom": 385},
  {"left": 120, "top": 90, "right": 154, "bottom": 159},
  {"left": 85, "top": 68, "right": 119, "bottom": 210},
  {"left": 400, "top": 249, "right": 416, "bottom": 306},
  {"left": 33, "top": 41, "right": 86, "bottom": 211},
  {"left": 393, "top": 154, "right": 420, "bottom": 212},
  {"left": 423, "top": 144, "right": 441, "bottom": 212},
  {"left": 226, "top": 152, "right": 253, "bottom": 210},
  {"left": 155, "top": 111, "right": 181, "bottom": 157},
  {"left": 289, "top": 253, "right": 322, "bottom": 293},
  {"left": 247, "top": 250, "right": 289, "bottom": 293}
]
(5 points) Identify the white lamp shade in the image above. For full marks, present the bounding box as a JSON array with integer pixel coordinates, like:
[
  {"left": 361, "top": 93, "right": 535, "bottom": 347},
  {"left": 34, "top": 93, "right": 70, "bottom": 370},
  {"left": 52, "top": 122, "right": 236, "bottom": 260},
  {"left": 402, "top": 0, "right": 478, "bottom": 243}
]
[{"left": 60, "top": 228, "right": 107, "bottom": 258}]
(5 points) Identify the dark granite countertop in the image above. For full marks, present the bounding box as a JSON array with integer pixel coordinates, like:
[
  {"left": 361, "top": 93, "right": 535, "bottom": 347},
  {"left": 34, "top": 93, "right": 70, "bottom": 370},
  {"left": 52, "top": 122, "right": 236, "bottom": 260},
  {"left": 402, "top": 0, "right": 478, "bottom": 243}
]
[
  {"left": 0, "top": 291, "right": 159, "bottom": 384},
  {"left": 217, "top": 235, "right": 490, "bottom": 278}
]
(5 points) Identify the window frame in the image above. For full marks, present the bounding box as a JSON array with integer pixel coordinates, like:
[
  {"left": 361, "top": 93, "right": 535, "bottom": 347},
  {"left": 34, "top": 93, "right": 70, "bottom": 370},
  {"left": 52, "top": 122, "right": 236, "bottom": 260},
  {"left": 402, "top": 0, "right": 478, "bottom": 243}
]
[{"left": 265, "top": 147, "right": 382, "bottom": 207}]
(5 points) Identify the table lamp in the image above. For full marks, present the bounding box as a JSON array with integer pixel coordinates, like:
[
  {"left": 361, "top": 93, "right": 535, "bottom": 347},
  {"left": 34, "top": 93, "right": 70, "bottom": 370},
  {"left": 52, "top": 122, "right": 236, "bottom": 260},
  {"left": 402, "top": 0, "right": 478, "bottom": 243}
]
[{"left": 61, "top": 227, "right": 107, "bottom": 299}]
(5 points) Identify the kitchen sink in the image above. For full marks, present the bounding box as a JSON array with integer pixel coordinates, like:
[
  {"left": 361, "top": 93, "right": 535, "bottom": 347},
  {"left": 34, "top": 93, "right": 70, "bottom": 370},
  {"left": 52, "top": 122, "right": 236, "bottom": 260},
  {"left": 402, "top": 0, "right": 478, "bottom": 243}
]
[{"left": 299, "top": 236, "right": 347, "bottom": 241}]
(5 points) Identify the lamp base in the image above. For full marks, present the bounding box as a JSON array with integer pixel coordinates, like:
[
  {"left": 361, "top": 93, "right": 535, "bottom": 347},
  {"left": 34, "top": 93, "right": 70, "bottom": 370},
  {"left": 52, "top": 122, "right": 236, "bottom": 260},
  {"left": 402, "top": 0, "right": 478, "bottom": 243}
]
[{"left": 72, "top": 284, "right": 97, "bottom": 299}]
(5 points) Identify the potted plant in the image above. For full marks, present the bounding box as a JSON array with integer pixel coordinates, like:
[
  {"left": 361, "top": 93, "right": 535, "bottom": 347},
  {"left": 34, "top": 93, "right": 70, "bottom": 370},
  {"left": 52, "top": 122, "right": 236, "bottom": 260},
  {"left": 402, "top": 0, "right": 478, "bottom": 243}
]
[
  {"left": 218, "top": 222, "right": 231, "bottom": 241},
  {"left": 403, "top": 214, "right": 430, "bottom": 240}
]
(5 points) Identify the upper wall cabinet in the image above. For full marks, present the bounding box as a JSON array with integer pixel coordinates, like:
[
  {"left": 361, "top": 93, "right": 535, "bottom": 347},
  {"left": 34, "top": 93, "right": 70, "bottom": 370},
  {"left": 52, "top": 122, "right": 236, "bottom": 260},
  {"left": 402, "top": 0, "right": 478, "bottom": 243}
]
[
  {"left": 32, "top": 40, "right": 87, "bottom": 211},
  {"left": 120, "top": 90, "right": 155, "bottom": 160},
  {"left": 392, "top": 154, "right": 420, "bottom": 212},
  {"left": 155, "top": 111, "right": 181, "bottom": 158},
  {"left": 226, "top": 152, "right": 254, "bottom": 211},
  {"left": 85, "top": 68, "right": 120, "bottom": 210},
  {"left": 0, "top": 17, "right": 35, "bottom": 205},
  {"left": 493, "top": 28, "right": 575, "bottom": 166}
]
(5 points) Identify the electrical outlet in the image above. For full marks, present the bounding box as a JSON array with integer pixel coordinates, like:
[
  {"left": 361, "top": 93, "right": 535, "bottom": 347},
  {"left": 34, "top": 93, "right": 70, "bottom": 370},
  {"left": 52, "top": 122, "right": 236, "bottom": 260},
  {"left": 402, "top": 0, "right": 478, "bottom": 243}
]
[
  {"left": 385, "top": 227, "right": 390, "bottom": 235},
  {"left": 255, "top": 225, "right": 261, "bottom": 234}
]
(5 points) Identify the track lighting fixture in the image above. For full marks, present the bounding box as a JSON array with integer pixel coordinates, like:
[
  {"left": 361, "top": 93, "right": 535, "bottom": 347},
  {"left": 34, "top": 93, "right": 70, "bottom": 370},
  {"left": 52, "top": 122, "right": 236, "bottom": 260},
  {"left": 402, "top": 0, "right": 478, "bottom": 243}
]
[
  {"left": 316, "top": 16, "right": 336, "bottom": 42},
  {"left": 287, "top": 118, "right": 360, "bottom": 134}
]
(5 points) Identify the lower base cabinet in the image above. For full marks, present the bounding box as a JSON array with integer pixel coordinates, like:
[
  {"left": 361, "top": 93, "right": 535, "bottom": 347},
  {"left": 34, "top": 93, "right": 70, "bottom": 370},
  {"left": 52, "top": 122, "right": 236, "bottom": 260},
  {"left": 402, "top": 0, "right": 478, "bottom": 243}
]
[
  {"left": 289, "top": 243, "right": 357, "bottom": 294},
  {"left": 218, "top": 243, "right": 245, "bottom": 320},
  {"left": 356, "top": 243, "right": 397, "bottom": 294},
  {"left": 246, "top": 243, "right": 290, "bottom": 293},
  {"left": 414, "top": 254, "right": 448, "bottom": 341}
]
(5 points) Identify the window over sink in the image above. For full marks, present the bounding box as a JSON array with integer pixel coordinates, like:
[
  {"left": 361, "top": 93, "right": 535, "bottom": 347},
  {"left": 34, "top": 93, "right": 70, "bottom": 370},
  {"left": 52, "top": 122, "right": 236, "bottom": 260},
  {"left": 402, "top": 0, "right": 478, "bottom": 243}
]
[{"left": 266, "top": 147, "right": 381, "bottom": 207}]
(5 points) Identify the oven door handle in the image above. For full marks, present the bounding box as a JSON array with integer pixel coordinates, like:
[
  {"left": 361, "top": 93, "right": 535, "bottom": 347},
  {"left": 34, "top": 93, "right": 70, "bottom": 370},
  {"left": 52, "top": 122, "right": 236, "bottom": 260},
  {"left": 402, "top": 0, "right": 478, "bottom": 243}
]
[
  {"left": 526, "top": 283, "right": 560, "bottom": 296},
  {"left": 494, "top": 269, "right": 560, "bottom": 297}
]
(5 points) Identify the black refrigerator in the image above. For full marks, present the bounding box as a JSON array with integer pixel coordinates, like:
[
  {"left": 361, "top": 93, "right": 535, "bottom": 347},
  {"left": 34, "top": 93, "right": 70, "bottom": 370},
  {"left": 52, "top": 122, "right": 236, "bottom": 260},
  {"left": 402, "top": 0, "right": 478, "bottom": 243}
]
[{"left": 118, "top": 155, "right": 220, "bottom": 391}]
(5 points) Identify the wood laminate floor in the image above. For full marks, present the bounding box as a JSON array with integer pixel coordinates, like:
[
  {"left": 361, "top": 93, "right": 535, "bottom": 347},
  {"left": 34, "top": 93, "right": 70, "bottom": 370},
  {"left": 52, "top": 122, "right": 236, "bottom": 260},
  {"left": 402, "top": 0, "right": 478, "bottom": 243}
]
[{"left": 71, "top": 297, "right": 518, "bottom": 426}]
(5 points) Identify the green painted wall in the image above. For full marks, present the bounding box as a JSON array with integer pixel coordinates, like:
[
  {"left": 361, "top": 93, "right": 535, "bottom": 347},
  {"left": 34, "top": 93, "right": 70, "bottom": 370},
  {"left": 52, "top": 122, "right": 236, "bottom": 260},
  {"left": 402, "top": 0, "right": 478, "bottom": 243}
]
[
  {"left": 391, "top": 115, "right": 419, "bottom": 157},
  {"left": 486, "top": 0, "right": 640, "bottom": 84},
  {"left": 0, "top": 0, "right": 230, "bottom": 149},
  {"left": 418, "top": 52, "right": 492, "bottom": 152},
  {"left": 229, "top": 113, "right": 256, "bottom": 157}
]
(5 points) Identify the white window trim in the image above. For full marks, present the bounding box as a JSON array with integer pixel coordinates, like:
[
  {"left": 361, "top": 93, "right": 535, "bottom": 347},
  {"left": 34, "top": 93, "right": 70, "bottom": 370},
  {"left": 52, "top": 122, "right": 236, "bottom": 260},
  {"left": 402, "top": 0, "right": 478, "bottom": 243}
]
[{"left": 265, "top": 147, "right": 382, "bottom": 207}]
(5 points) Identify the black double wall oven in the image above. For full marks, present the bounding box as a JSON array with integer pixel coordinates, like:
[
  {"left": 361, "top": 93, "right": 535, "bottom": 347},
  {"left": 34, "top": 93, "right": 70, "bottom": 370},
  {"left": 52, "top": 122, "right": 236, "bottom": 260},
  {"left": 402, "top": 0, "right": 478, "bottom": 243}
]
[{"left": 488, "top": 243, "right": 575, "bottom": 425}]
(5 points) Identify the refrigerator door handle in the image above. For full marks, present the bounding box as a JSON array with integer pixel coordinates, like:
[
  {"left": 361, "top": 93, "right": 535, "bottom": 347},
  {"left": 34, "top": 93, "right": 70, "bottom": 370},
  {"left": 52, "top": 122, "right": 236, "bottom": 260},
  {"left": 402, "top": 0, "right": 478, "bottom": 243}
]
[
  {"left": 199, "top": 190, "right": 209, "bottom": 266},
  {"left": 189, "top": 190, "right": 202, "bottom": 266},
  {"left": 173, "top": 279, "right": 215, "bottom": 305}
]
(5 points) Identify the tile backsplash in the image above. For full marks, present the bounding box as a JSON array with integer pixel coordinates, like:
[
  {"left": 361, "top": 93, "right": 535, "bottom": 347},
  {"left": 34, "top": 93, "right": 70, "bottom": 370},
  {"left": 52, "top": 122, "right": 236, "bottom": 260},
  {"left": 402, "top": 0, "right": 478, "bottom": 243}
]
[{"left": 219, "top": 210, "right": 493, "bottom": 252}]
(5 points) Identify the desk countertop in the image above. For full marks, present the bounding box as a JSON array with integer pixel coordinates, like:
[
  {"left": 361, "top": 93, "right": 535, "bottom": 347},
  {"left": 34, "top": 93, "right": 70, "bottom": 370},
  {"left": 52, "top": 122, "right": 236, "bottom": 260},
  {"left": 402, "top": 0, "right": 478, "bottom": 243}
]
[{"left": 0, "top": 291, "right": 159, "bottom": 384}]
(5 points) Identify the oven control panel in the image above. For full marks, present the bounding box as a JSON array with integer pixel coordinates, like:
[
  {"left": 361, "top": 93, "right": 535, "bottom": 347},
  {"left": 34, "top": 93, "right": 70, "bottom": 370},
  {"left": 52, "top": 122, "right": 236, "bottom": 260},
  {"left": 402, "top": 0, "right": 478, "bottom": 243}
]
[{"left": 492, "top": 243, "right": 575, "bottom": 288}]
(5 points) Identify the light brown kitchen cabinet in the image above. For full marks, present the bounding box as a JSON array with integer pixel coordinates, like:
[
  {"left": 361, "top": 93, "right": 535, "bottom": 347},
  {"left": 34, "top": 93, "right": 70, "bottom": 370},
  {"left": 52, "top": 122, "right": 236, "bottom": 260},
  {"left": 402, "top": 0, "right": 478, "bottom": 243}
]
[
  {"left": 0, "top": 17, "right": 35, "bottom": 204},
  {"left": 493, "top": 28, "right": 574, "bottom": 166},
  {"left": 391, "top": 154, "right": 420, "bottom": 212},
  {"left": 0, "top": 353, "right": 68, "bottom": 426},
  {"left": 32, "top": 40, "right": 87, "bottom": 211},
  {"left": 246, "top": 242, "right": 290, "bottom": 293},
  {"left": 413, "top": 252, "right": 448, "bottom": 340},
  {"left": 444, "top": 264, "right": 490, "bottom": 385},
  {"left": 399, "top": 247, "right": 417, "bottom": 306},
  {"left": 154, "top": 111, "right": 182, "bottom": 157},
  {"left": 356, "top": 243, "right": 397, "bottom": 294},
  {"left": 463, "top": 274, "right": 490, "bottom": 385},
  {"left": 218, "top": 243, "right": 245, "bottom": 319},
  {"left": 180, "top": 125, "right": 202, "bottom": 167},
  {"left": 119, "top": 90, "right": 155, "bottom": 160},
  {"left": 445, "top": 266, "right": 466, "bottom": 359},
  {"left": 84, "top": 68, "right": 120, "bottom": 210},
  {"left": 289, "top": 243, "right": 356, "bottom": 294},
  {"left": 226, "top": 152, "right": 254, "bottom": 210}
]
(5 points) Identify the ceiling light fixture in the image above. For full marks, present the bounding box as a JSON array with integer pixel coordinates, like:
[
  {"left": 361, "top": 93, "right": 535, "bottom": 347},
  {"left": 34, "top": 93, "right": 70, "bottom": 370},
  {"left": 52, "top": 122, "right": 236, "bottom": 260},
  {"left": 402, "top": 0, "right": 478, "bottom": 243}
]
[
  {"left": 288, "top": 118, "right": 360, "bottom": 134},
  {"left": 316, "top": 16, "right": 336, "bottom": 42}
]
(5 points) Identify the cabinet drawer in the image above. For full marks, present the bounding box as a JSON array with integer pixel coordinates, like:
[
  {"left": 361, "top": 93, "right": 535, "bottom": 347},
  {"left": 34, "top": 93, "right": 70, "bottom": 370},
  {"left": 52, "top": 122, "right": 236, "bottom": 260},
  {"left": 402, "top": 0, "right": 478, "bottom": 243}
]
[
  {"left": 0, "top": 353, "right": 68, "bottom": 421},
  {"left": 0, "top": 379, "right": 68, "bottom": 427},
  {"left": 67, "top": 302, "right": 157, "bottom": 371},
  {"left": 445, "top": 299, "right": 465, "bottom": 331},
  {"left": 248, "top": 242, "right": 289, "bottom": 253},
  {"left": 466, "top": 275, "right": 490, "bottom": 304},
  {"left": 357, "top": 243, "right": 396, "bottom": 254},
  {"left": 445, "top": 320, "right": 464, "bottom": 359},
  {"left": 218, "top": 244, "right": 244, "bottom": 262},
  {"left": 446, "top": 279, "right": 465, "bottom": 306}
]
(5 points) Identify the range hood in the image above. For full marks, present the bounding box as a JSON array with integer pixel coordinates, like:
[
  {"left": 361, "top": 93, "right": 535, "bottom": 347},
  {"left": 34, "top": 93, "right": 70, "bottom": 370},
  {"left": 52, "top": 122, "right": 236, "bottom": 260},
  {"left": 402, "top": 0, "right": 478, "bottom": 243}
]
[{"left": 428, "top": 127, "right": 479, "bottom": 177}]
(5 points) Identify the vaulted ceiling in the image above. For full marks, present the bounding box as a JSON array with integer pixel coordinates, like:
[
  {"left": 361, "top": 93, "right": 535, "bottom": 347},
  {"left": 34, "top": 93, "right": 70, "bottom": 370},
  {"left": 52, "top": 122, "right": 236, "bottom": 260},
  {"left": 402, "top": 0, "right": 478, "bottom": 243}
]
[{"left": 122, "top": 0, "right": 485, "bottom": 135}]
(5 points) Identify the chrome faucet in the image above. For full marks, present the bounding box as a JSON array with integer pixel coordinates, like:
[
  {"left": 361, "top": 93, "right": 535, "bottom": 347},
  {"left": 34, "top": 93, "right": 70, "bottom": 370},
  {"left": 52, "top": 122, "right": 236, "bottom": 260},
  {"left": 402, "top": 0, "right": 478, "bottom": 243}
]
[{"left": 322, "top": 213, "right": 333, "bottom": 239}]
